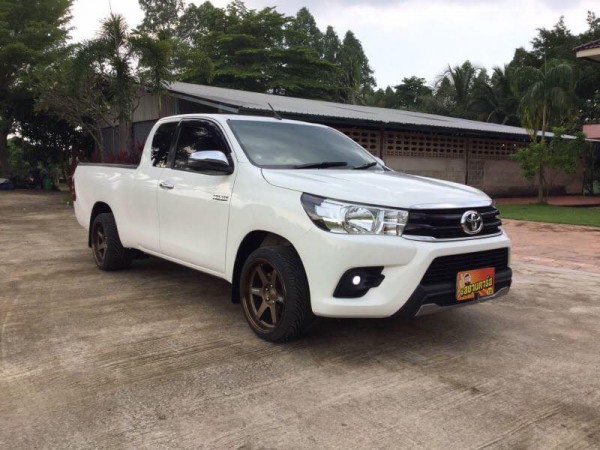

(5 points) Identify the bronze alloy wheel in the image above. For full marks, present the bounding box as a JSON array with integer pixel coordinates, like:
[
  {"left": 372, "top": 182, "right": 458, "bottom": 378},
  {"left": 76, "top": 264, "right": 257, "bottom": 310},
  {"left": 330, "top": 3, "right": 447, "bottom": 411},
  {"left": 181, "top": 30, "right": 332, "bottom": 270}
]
[
  {"left": 92, "top": 221, "right": 107, "bottom": 265},
  {"left": 242, "top": 259, "right": 286, "bottom": 333}
]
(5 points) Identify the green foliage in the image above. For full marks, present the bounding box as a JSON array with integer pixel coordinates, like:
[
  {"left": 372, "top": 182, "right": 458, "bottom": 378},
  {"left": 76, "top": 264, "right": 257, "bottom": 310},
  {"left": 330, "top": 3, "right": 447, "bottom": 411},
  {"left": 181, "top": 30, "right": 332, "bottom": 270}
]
[
  {"left": 322, "top": 26, "right": 341, "bottom": 63},
  {"left": 177, "top": 2, "right": 344, "bottom": 100},
  {"left": 517, "top": 60, "right": 575, "bottom": 137},
  {"left": 337, "top": 31, "right": 375, "bottom": 104},
  {"left": 0, "top": 0, "right": 72, "bottom": 176},
  {"left": 395, "top": 77, "right": 433, "bottom": 110},
  {"left": 512, "top": 141, "right": 545, "bottom": 181},
  {"left": 137, "top": 0, "right": 183, "bottom": 38},
  {"left": 364, "top": 77, "right": 432, "bottom": 110},
  {"left": 286, "top": 7, "right": 323, "bottom": 54},
  {"left": 132, "top": 34, "right": 176, "bottom": 97},
  {"left": 35, "top": 46, "right": 113, "bottom": 157},
  {"left": 470, "top": 66, "right": 520, "bottom": 125},
  {"left": 435, "top": 61, "right": 480, "bottom": 118},
  {"left": 7, "top": 138, "right": 31, "bottom": 179},
  {"left": 512, "top": 126, "right": 587, "bottom": 202},
  {"left": 549, "top": 129, "right": 588, "bottom": 175}
]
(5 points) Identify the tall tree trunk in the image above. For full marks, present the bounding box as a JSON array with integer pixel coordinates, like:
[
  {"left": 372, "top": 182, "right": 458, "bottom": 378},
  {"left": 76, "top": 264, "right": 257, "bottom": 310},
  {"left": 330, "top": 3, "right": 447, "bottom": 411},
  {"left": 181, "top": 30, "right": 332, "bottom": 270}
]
[
  {"left": 538, "top": 166, "right": 545, "bottom": 203},
  {"left": 117, "top": 120, "right": 132, "bottom": 154},
  {"left": 0, "top": 129, "right": 8, "bottom": 178},
  {"left": 539, "top": 101, "right": 547, "bottom": 204}
]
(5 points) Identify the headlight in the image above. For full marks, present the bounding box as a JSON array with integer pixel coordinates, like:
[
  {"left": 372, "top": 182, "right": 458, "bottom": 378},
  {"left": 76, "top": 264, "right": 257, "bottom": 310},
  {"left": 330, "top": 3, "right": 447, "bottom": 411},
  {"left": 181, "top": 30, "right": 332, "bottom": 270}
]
[{"left": 301, "top": 193, "right": 408, "bottom": 235}]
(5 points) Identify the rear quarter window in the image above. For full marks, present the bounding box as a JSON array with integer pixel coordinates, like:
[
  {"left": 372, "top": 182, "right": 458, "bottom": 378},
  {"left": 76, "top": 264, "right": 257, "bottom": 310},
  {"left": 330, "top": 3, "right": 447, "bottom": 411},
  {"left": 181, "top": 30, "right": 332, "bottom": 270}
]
[{"left": 151, "top": 122, "right": 177, "bottom": 167}]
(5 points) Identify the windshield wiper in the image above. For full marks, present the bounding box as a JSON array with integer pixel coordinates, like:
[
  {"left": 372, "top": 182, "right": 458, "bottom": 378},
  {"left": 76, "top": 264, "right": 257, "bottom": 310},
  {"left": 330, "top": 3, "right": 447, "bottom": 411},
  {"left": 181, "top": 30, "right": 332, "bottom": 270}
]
[
  {"left": 353, "top": 161, "right": 378, "bottom": 170},
  {"left": 294, "top": 161, "right": 348, "bottom": 169}
]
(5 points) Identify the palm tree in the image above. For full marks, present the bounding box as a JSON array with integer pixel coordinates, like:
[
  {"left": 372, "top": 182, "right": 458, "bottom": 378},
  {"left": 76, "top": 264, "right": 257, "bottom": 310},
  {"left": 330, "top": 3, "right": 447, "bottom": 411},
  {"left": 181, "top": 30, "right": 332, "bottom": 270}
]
[
  {"left": 518, "top": 60, "right": 573, "bottom": 138},
  {"left": 471, "top": 66, "right": 520, "bottom": 125},
  {"left": 82, "top": 13, "right": 136, "bottom": 153},
  {"left": 132, "top": 34, "right": 176, "bottom": 115},
  {"left": 516, "top": 60, "right": 574, "bottom": 202},
  {"left": 436, "top": 61, "right": 479, "bottom": 118}
]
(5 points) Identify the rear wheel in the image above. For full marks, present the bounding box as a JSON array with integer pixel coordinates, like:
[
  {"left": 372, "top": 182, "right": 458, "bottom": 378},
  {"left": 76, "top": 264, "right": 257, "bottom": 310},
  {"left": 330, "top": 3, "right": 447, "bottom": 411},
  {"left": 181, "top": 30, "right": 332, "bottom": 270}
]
[
  {"left": 91, "top": 213, "right": 132, "bottom": 271},
  {"left": 240, "top": 246, "right": 313, "bottom": 342}
]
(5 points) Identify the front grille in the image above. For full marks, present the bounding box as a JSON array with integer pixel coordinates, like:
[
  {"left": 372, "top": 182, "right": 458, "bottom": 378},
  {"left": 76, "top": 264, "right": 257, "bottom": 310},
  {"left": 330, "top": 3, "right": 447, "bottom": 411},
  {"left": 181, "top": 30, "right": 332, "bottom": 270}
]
[
  {"left": 404, "top": 206, "right": 501, "bottom": 240},
  {"left": 421, "top": 248, "right": 509, "bottom": 285}
]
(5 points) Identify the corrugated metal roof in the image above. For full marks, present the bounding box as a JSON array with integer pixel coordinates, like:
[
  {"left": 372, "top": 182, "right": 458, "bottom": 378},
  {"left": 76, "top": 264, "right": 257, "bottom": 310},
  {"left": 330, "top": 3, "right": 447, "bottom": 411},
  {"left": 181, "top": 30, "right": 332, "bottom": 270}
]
[
  {"left": 167, "top": 82, "right": 537, "bottom": 139},
  {"left": 574, "top": 38, "right": 600, "bottom": 51}
]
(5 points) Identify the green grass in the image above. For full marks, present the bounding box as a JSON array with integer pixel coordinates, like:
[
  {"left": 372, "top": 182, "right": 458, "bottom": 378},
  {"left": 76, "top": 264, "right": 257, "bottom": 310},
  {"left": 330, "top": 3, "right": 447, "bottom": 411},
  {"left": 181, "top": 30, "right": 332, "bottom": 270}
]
[{"left": 498, "top": 203, "right": 600, "bottom": 227}]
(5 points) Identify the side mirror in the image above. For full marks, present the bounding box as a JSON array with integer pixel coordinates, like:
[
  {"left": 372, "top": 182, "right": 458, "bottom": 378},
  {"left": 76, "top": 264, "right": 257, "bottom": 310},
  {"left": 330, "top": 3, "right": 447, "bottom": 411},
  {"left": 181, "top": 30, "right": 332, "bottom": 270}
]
[
  {"left": 374, "top": 157, "right": 386, "bottom": 167},
  {"left": 188, "top": 151, "right": 233, "bottom": 174}
]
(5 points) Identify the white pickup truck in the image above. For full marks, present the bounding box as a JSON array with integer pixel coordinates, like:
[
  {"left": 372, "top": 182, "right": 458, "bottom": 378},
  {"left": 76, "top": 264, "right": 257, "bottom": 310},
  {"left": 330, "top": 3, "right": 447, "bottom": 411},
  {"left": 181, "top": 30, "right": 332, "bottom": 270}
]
[{"left": 74, "top": 114, "right": 512, "bottom": 342}]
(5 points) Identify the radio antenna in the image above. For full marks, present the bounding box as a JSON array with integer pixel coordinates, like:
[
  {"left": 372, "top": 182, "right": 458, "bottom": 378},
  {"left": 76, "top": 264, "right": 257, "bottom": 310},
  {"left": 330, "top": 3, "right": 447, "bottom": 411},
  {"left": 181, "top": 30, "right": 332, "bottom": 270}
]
[{"left": 268, "top": 103, "right": 282, "bottom": 120}]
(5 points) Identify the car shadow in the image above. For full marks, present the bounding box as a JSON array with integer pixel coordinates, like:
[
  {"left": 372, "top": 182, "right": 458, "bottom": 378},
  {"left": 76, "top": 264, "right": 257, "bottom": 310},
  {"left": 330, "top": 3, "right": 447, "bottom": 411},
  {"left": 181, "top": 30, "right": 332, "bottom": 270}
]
[{"left": 126, "top": 256, "right": 493, "bottom": 360}]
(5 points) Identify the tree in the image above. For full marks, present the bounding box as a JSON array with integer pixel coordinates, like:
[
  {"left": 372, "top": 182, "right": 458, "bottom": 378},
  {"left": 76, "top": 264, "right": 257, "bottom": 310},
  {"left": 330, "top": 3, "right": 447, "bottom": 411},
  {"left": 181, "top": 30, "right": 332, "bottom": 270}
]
[
  {"left": 98, "top": 14, "right": 138, "bottom": 152},
  {"left": 513, "top": 128, "right": 586, "bottom": 200},
  {"left": 0, "top": 0, "right": 72, "bottom": 177},
  {"left": 132, "top": 34, "right": 176, "bottom": 113},
  {"left": 36, "top": 46, "right": 114, "bottom": 160},
  {"left": 286, "top": 7, "right": 323, "bottom": 55},
  {"left": 531, "top": 17, "right": 578, "bottom": 64},
  {"left": 207, "top": 6, "right": 288, "bottom": 92},
  {"left": 395, "top": 77, "right": 433, "bottom": 110},
  {"left": 38, "top": 14, "right": 144, "bottom": 160},
  {"left": 337, "top": 31, "right": 375, "bottom": 104},
  {"left": 322, "top": 26, "right": 341, "bottom": 64},
  {"left": 137, "top": 0, "right": 184, "bottom": 38},
  {"left": 471, "top": 66, "right": 520, "bottom": 125},
  {"left": 15, "top": 107, "right": 93, "bottom": 184},
  {"left": 435, "top": 61, "right": 480, "bottom": 118},
  {"left": 514, "top": 60, "right": 575, "bottom": 202},
  {"left": 177, "top": 2, "right": 337, "bottom": 98}
]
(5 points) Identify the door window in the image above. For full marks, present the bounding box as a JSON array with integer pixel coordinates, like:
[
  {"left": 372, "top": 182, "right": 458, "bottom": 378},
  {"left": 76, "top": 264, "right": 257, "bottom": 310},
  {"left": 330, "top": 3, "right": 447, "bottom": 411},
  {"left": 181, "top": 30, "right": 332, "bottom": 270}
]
[
  {"left": 150, "top": 122, "right": 178, "bottom": 167},
  {"left": 173, "top": 121, "right": 230, "bottom": 172}
]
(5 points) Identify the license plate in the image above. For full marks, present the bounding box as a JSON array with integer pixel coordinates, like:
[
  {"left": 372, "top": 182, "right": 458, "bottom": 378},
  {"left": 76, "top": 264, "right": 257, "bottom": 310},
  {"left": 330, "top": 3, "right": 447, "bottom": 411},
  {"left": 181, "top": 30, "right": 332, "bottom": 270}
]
[{"left": 456, "top": 268, "right": 495, "bottom": 301}]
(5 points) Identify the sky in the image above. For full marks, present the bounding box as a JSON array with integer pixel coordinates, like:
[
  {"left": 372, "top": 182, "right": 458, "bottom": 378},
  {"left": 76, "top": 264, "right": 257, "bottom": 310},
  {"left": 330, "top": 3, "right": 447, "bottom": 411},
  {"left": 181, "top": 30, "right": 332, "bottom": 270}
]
[{"left": 71, "top": 0, "right": 599, "bottom": 88}]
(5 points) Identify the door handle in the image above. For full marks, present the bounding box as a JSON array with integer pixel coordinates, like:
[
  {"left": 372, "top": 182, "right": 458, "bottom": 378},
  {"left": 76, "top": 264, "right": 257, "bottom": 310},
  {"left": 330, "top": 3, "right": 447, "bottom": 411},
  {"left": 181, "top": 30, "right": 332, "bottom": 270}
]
[{"left": 159, "top": 181, "right": 174, "bottom": 190}]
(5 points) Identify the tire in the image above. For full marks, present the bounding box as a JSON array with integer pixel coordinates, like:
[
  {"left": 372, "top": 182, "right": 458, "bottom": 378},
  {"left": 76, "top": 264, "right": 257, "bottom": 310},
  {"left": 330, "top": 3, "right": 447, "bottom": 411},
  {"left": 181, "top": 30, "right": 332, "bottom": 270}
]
[
  {"left": 91, "top": 213, "right": 132, "bottom": 271},
  {"left": 240, "top": 246, "right": 313, "bottom": 342}
]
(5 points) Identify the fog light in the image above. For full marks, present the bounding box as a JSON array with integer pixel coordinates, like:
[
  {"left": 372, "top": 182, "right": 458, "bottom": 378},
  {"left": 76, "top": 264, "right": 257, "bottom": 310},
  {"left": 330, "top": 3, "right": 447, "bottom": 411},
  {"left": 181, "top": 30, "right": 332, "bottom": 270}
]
[{"left": 334, "top": 267, "right": 385, "bottom": 298}]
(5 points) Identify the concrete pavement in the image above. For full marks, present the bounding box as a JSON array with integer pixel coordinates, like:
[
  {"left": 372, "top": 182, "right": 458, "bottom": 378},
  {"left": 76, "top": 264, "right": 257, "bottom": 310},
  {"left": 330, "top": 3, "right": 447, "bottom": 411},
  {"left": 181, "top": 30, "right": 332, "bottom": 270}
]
[{"left": 1, "top": 192, "right": 599, "bottom": 449}]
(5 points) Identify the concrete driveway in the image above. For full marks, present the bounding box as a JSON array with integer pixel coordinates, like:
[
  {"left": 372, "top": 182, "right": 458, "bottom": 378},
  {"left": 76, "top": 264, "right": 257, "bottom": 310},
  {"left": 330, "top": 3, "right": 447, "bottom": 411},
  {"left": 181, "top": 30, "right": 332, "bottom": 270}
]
[{"left": 1, "top": 192, "right": 599, "bottom": 449}]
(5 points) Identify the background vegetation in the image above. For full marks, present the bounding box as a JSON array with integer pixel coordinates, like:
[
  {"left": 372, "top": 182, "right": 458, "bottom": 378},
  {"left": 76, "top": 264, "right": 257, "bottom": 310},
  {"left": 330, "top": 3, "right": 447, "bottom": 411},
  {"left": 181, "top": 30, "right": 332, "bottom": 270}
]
[{"left": 0, "top": 0, "right": 599, "bottom": 199}]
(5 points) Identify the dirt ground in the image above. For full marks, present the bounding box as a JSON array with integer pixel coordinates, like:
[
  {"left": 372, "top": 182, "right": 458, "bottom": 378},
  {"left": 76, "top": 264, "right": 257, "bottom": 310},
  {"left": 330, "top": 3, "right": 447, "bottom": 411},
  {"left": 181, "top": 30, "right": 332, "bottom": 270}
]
[{"left": 1, "top": 191, "right": 599, "bottom": 449}]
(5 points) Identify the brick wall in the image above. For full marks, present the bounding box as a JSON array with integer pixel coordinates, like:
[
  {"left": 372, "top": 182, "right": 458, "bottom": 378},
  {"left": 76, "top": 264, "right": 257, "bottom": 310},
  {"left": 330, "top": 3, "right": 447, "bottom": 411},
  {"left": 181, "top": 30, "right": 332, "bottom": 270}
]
[{"left": 336, "top": 126, "right": 582, "bottom": 197}]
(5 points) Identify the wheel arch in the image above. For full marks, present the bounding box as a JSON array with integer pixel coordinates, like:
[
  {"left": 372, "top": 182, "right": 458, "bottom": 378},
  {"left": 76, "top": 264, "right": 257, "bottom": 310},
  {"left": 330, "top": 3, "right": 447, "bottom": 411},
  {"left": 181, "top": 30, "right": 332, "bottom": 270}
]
[
  {"left": 88, "top": 202, "right": 113, "bottom": 247},
  {"left": 231, "top": 230, "right": 300, "bottom": 303}
]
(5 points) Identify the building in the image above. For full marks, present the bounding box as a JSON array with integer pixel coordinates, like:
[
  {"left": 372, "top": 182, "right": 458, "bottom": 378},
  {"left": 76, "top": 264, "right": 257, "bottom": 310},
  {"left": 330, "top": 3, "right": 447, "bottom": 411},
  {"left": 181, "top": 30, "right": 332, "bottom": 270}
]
[
  {"left": 576, "top": 39, "right": 600, "bottom": 140},
  {"left": 103, "top": 82, "right": 583, "bottom": 197}
]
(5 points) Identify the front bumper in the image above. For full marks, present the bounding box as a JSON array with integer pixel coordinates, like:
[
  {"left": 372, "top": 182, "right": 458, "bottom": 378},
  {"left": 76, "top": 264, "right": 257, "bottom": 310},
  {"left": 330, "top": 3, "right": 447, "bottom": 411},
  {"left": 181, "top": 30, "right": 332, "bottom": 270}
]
[
  {"left": 397, "top": 268, "right": 512, "bottom": 319},
  {"left": 294, "top": 226, "right": 512, "bottom": 318}
]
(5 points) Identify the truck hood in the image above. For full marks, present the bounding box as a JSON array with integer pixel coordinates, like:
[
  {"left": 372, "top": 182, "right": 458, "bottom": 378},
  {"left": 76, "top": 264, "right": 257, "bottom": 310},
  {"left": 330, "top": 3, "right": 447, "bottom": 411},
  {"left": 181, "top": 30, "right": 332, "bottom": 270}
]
[{"left": 261, "top": 169, "right": 491, "bottom": 209}]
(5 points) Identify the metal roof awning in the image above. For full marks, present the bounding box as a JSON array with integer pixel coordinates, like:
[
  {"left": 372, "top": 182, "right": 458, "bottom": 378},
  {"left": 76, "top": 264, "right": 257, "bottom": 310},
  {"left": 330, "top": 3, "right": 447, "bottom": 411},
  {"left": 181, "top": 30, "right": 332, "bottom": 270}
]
[{"left": 575, "top": 38, "right": 600, "bottom": 63}]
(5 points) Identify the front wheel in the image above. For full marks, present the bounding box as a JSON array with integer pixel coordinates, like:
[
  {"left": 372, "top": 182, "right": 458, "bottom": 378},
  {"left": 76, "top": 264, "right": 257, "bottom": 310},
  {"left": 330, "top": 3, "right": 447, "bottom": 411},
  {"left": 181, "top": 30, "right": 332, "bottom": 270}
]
[
  {"left": 240, "top": 246, "right": 313, "bottom": 342},
  {"left": 91, "top": 213, "right": 132, "bottom": 271}
]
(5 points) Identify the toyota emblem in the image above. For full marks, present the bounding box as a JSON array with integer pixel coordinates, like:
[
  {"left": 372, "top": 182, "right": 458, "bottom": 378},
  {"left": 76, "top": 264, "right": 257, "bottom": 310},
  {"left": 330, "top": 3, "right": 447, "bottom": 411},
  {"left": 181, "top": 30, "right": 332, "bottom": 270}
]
[{"left": 461, "top": 210, "right": 483, "bottom": 235}]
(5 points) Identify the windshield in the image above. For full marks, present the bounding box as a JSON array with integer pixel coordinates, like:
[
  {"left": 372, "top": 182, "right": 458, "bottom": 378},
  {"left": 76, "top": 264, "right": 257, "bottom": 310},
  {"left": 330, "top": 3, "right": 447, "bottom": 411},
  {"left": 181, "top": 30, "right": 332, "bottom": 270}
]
[{"left": 228, "top": 120, "right": 379, "bottom": 169}]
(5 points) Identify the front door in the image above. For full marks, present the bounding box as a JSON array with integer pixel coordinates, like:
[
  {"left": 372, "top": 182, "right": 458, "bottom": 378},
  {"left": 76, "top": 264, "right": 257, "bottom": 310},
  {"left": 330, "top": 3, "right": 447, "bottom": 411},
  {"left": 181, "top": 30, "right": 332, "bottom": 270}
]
[{"left": 157, "top": 120, "right": 236, "bottom": 274}]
